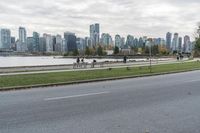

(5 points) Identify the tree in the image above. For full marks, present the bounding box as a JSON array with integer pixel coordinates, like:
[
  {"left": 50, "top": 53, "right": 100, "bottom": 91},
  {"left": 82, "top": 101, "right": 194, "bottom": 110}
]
[
  {"left": 113, "top": 46, "right": 119, "bottom": 55},
  {"left": 85, "top": 46, "right": 91, "bottom": 56},
  {"left": 194, "top": 25, "right": 200, "bottom": 57},
  {"left": 144, "top": 46, "right": 150, "bottom": 54},
  {"left": 72, "top": 49, "right": 79, "bottom": 56},
  {"left": 194, "top": 38, "right": 200, "bottom": 57},
  {"left": 152, "top": 45, "right": 159, "bottom": 56},
  {"left": 97, "top": 45, "right": 103, "bottom": 56},
  {"left": 131, "top": 46, "right": 138, "bottom": 55}
]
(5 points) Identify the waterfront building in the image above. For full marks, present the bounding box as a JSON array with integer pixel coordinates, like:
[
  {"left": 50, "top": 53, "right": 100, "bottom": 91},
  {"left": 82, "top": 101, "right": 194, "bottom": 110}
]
[
  {"left": 90, "top": 23, "right": 100, "bottom": 46},
  {"left": 27, "top": 37, "right": 34, "bottom": 52},
  {"left": 33, "top": 32, "right": 40, "bottom": 52},
  {"left": 115, "top": 35, "right": 122, "bottom": 48},
  {"left": 43, "top": 33, "right": 53, "bottom": 53},
  {"left": 18, "top": 27, "right": 27, "bottom": 52},
  {"left": 64, "top": 32, "right": 77, "bottom": 52},
  {"left": 54, "top": 34, "right": 62, "bottom": 53},
  {"left": 76, "top": 37, "right": 85, "bottom": 51},
  {"left": 85, "top": 37, "right": 92, "bottom": 48},
  {"left": 101, "top": 33, "right": 113, "bottom": 46},
  {"left": 166, "top": 32, "right": 172, "bottom": 51},
  {"left": 172, "top": 33, "right": 179, "bottom": 52},
  {"left": 178, "top": 37, "right": 182, "bottom": 52},
  {"left": 183, "top": 35, "right": 192, "bottom": 53},
  {"left": 0, "top": 28, "right": 11, "bottom": 50}
]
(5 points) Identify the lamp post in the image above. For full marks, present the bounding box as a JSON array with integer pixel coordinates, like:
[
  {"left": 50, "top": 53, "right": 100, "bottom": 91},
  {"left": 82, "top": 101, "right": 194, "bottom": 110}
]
[{"left": 147, "top": 39, "right": 152, "bottom": 73}]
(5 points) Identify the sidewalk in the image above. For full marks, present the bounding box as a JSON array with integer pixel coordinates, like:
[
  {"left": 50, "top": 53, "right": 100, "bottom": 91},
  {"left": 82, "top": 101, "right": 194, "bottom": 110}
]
[{"left": 0, "top": 59, "right": 189, "bottom": 76}]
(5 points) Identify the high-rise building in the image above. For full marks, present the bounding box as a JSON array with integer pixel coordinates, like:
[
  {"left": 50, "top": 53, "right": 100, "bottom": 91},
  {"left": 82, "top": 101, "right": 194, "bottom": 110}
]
[
  {"left": 39, "top": 37, "right": 45, "bottom": 52},
  {"left": 76, "top": 38, "right": 86, "bottom": 51},
  {"left": 183, "top": 35, "right": 192, "bottom": 53},
  {"left": 126, "top": 35, "right": 134, "bottom": 47},
  {"left": 90, "top": 23, "right": 100, "bottom": 46},
  {"left": 166, "top": 32, "right": 172, "bottom": 51},
  {"left": 121, "top": 37, "right": 125, "bottom": 48},
  {"left": 33, "top": 32, "right": 40, "bottom": 52},
  {"left": 18, "top": 27, "right": 27, "bottom": 52},
  {"left": 27, "top": 37, "right": 34, "bottom": 52},
  {"left": 64, "top": 32, "right": 77, "bottom": 52},
  {"left": 172, "top": 33, "right": 179, "bottom": 52},
  {"left": 101, "top": 33, "right": 112, "bottom": 46},
  {"left": 43, "top": 33, "right": 53, "bottom": 53},
  {"left": 178, "top": 37, "right": 182, "bottom": 52},
  {"left": 54, "top": 34, "right": 62, "bottom": 53},
  {"left": 138, "top": 37, "right": 144, "bottom": 48},
  {"left": 0, "top": 28, "right": 11, "bottom": 50},
  {"left": 11, "top": 37, "right": 16, "bottom": 50},
  {"left": 85, "top": 37, "right": 92, "bottom": 48},
  {"left": 133, "top": 38, "right": 139, "bottom": 47},
  {"left": 115, "top": 35, "right": 122, "bottom": 48}
]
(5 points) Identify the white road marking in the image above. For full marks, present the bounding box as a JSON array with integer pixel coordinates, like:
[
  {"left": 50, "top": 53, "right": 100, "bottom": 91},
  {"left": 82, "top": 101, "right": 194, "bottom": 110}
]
[
  {"left": 44, "top": 91, "right": 110, "bottom": 101},
  {"left": 184, "top": 79, "right": 200, "bottom": 83}
]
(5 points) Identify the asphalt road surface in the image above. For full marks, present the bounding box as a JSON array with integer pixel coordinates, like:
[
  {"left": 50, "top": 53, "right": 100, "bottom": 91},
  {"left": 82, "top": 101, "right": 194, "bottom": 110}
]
[{"left": 1, "top": 70, "right": 200, "bottom": 133}]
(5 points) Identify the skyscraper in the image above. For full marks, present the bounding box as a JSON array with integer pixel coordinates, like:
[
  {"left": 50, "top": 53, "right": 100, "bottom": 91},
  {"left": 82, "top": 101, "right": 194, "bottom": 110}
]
[
  {"left": 115, "top": 35, "right": 122, "bottom": 48},
  {"left": 85, "top": 37, "right": 92, "bottom": 48},
  {"left": 178, "top": 37, "right": 182, "bottom": 52},
  {"left": 64, "top": 32, "right": 77, "bottom": 52},
  {"left": 11, "top": 37, "right": 16, "bottom": 50},
  {"left": 19, "top": 27, "right": 27, "bottom": 52},
  {"left": 43, "top": 33, "right": 53, "bottom": 53},
  {"left": 76, "top": 38, "right": 85, "bottom": 51},
  {"left": 172, "top": 33, "right": 179, "bottom": 52},
  {"left": 183, "top": 35, "right": 192, "bottom": 53},
  {"left": 33, "top": 32, "right": 40, "bottom": 52},
  {"left": 101, "top": 33, "right": 112, "bottom": 46},
  {"left": 90, "top": 23, "right": 100, "bottom": 46},
  {"left": 166, "top": 32, "right": 172, "bottom": 51},
  {"left": 27, "top": 37, "right": 34, "bottom": 52},
  {"left": 0, "top": 28, "right": 11, "bottom": 50},
  {"left": 55, "top": 34, "right": 62, "bottom": 53},
  {"left": 126, "top": 35, "right": 134, "bottom": 47},
  {"left": 39, "top": 37, "right": 46, "bottom": 52}
]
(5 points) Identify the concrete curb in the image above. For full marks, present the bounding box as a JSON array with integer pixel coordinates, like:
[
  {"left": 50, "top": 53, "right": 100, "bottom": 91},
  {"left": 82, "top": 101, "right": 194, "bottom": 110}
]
[{"left": 0, "top": 68, "right": 200, "bottom": 92}]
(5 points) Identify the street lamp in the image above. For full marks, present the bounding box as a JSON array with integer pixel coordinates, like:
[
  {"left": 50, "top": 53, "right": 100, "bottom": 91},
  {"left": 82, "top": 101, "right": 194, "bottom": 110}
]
[{"left": 147, "top": 39, "right": 152, "bottom": 73}]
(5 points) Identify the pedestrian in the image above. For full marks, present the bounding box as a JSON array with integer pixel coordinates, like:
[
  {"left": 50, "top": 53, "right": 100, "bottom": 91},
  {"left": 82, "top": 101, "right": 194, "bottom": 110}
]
[
  {"left": 77, "top": 57, "right": 80, "bottom": 63},
  {"left": 81, "top": 57, "right": 84, "bottom": 63},
  {"left": 76, "top": 57, "right": 80, "bottom": 67},
  {"left": 123, "top": 55, "right": 127, "bottom": 63}
]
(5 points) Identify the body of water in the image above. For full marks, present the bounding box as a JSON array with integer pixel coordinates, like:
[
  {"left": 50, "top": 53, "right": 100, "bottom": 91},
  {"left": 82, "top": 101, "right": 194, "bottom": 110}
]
[
  {"left": 0, "top": 56, "right": 171, "bottom": 68},
  {"left": 0, "top": 56, "right": 124, "bottom": 67}
]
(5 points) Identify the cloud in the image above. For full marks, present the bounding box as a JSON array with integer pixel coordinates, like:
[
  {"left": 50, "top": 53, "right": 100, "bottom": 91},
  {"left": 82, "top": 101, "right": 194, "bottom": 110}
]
[{"left": 0, "top": 0, "right": 199, "bottom": 40}]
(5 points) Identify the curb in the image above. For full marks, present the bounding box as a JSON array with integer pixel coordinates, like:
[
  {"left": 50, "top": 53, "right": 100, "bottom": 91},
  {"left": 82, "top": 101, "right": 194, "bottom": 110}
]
[{"left": 0, "top": 68, "right": 200, "bottom": 92}]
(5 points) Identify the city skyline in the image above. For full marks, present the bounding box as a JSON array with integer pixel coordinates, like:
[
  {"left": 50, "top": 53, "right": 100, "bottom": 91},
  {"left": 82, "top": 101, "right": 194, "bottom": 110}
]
[{"left": 0, "top": 0, "right": 199, "bottom": 39}]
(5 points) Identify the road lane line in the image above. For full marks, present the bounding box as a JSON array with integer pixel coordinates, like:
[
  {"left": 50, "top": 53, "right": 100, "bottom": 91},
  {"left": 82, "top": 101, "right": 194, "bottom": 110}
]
[
  {"left": 184, "top": 79, "right": 200, "bottom": 83},
  {"left": 44, "top": 91, "right": 110, "bottom": 101}
]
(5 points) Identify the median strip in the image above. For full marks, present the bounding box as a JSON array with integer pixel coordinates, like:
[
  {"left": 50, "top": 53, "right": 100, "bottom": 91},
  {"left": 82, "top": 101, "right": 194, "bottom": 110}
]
[{"left": 0, "top": 61, "right": 200, "bottom": 91}]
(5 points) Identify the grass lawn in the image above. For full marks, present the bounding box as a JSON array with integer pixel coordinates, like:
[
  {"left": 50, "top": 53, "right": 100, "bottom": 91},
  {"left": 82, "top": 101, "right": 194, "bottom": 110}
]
[{"left": 0, "top": 61, "right": 200, "bottom": 89}]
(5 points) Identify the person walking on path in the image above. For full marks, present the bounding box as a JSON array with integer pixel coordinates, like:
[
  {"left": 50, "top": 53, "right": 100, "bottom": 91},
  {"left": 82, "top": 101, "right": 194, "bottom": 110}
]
[{"left": 76, "top": 57, "right": 80, "bottom": 67}]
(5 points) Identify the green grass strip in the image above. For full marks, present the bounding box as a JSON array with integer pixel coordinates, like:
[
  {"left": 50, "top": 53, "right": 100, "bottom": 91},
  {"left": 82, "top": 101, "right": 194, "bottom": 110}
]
[{"left": 0, "top": 61, "right": 200, "bottom": 89}]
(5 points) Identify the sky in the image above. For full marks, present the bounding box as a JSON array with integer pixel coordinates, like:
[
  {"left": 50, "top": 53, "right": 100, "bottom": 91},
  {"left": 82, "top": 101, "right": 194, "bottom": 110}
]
[{"left": 0, "top": 0, "right": 199, "bottom": 40}]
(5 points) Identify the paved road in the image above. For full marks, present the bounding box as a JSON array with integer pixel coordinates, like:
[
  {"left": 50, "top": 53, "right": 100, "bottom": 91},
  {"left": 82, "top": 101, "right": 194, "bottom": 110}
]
[{"left": 1, "top": 71, "right": 200, "bottom": 133}]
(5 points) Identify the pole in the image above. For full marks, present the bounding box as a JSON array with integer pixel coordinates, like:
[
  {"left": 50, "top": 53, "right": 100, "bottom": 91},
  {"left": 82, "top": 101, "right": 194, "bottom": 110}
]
[{"left": 149, "top": 41, "right": 152, "bottom": 73}]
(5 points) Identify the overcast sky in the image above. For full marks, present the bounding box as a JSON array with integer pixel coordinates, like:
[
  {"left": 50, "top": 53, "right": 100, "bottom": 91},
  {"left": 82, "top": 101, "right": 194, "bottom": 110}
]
[{"left": 0, "top": 0, "right": 199, "bottom": 40}]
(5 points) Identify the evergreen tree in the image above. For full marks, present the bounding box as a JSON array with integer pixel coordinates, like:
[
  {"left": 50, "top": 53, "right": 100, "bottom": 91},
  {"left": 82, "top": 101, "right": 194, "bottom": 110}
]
[
  {"left": 85, "top": 46, "right": 91, "bottom": 56},
  {"left": 114, "top": 46, "right": 119, "bottom": 55},
  {"left": 97, "top": 46, "right": 103, "bottom": 56}
]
